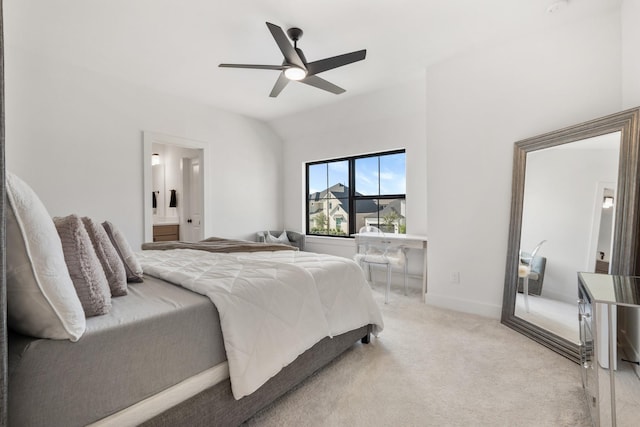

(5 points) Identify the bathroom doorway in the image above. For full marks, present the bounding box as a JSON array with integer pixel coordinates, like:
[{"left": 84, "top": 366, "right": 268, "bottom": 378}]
[{"left": 143, "top": 132, "right": 207, "bottom": 243}]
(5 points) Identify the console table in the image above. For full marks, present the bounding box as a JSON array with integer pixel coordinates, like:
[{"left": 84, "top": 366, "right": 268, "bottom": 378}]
[
  {"left": 578, "top": 272, "right": 640, "bottom": 426},
  {"left": 354, "top": 233, "right": 428, "bottom": 301}
]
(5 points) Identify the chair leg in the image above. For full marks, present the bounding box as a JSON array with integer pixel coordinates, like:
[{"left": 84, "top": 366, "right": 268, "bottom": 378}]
[
  {"left": 385, "top": 264, "right": 391, "bottom": 304},
  {"left": 403, "top": 262, "right": 408, "bottom": 296}
]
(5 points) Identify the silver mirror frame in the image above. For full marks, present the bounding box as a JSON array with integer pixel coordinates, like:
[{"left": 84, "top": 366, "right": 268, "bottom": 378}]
[{"left": 501, "top": 107, "right": 640, "bottom": 363}]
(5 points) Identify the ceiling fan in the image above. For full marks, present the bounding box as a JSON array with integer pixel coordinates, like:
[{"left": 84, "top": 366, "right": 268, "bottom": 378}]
[{"left": 219, "top": 22, "right": 367, "bottom": 98}]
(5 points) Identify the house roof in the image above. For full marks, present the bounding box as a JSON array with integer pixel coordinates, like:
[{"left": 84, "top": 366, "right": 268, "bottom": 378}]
[
  {"left": 310, "top": 183, "right": 349, "bottom": 201},
  {"left": 309, "top": 183, "right": 379, "bottom": 214}
]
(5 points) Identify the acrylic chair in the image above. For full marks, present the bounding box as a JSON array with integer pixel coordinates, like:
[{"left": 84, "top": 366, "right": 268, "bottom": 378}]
[
  {"left": 518, "top": 240, "right": 546, "bottom": 313},
  {"left": 354, "top": 225, "right": 408, "bottom": 304}
]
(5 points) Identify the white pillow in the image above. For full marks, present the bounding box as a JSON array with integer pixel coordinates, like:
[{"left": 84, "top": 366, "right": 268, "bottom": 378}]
[
  {"left": 5, "top": 172, "right": 86, "bottom": 341},
  {"left": 266, "top": 230, "right": 291, "bottom": 245}
]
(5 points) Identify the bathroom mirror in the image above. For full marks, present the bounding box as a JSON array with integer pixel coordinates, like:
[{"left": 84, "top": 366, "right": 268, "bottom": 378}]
[{"left": 502, "top": 107, "right": 640, "bottom": 362}]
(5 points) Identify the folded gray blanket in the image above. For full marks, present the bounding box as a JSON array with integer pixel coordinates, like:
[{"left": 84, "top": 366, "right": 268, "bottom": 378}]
[{"left": 141, "top": 236, "right": 298, "bottom": 253}]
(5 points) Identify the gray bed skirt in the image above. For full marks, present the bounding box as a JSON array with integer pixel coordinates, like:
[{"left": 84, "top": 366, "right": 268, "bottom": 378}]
[{"left": 141, "top": 325, "right": 372, "bottom": 427}]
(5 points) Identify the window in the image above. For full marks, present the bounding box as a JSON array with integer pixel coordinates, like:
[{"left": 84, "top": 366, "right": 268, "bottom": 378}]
[{"left": 306, "top": 150, "right": 406, "bottom": 236}]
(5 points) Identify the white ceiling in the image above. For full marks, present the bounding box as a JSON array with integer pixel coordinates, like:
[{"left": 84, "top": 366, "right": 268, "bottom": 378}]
[{"left": 6, "top": 0, "right": 621, "bottom": 121}]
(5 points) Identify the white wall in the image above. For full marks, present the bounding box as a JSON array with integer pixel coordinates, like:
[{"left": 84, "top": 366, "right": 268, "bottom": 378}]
[
  {"left": 622, "top": 0, "right": 640, "bottom": 109},
  {"left": 425, "top": 10, "right": 622, "bottom": 317},
  {"left": 5, "top": 50, "right": 284, "bottom": 250},
  {"left": 269, "top": 75, "right": 428, "bottom": 284}
]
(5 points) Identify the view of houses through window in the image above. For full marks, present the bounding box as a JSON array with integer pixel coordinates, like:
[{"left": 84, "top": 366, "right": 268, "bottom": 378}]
[{"left": 306, "top": 150, "right": 406, "bottom": 236}]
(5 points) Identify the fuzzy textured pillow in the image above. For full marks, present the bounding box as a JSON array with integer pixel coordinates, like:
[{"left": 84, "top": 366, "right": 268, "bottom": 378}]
[
  {"left": 54, "top": 215, "right": 112, "bottom": 317},
  {"left": 266, "top": 230, "right": 291, "bottom": 245},
  {"left": 5, "top": 172, "right": 86, "bottom": 341},
  {"left": 102, "top": 221, "right": 144, "bottom": 283},
  {"left": 82, "top": 217, "right": 127, "bottom": 296}
]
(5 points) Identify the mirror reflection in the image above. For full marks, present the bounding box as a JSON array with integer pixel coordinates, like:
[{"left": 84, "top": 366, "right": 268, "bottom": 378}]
[
  {"left": 502, "top": 107, "right": 640, "bottom": 363},
  {"left": 515, "top": 132, "right": 621, "bottom": 345}
]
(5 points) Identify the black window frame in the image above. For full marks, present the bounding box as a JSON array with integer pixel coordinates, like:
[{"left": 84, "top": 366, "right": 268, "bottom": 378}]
[{"left": 305, "top": 149, "right": 406, "bottom": 237}]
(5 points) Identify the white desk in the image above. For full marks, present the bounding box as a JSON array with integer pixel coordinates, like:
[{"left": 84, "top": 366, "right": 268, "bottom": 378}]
[{"left": 354, "top": 233, "right": 428, "bottom": 302}]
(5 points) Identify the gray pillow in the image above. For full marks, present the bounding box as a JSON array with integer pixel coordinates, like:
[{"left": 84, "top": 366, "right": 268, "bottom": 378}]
[
  {"left": 102, "top": 220, "right": 144, "bottom": 283},
  {"left": 5, "top": 172, "right": 86, "bottom": 341},
  {"left": 82, "top": 217, "right": 128, "bottom": 296},
  {"left": 54, "top": 215, "right": 112, "bottom": 317}
]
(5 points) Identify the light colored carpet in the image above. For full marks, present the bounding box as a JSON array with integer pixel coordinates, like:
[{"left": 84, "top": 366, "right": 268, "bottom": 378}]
[{"left": 245, "top": 286, "right": 591, "bottom": 427}]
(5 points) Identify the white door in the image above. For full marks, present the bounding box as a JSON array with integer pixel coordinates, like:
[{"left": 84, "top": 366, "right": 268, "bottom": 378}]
[
  {"left": 182, "top": 156, "right": 203, "bottom": 242},
  {"left": 188, "top": 158, "right": 203, "bottom": 241}
]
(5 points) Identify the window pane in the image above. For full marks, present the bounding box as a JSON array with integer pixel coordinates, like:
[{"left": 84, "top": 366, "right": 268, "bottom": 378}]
[
  {"left": 355, "top": 199, "right": 381, "bottom": 232},
  {"left": 354, "top": 198, "right": 406, "bottom": 234},
  {"left": 354, "top": 156, "right": 378, "bottom": 196},
  {"left": 308, "top": 200, "right": 329, "bottom": 235},
  {"left": 308, "top": 163, "right": 328, "bottom": 197},
  {"left": 380, "top": 153, "right": 406, "bottom": 195},
  {"left": 377, "top": 198, "right": 406, "bottom": 233},
  {"left": 327, "top": 161, "right": 348, "bottom": 193},
  {"left": 328, "top": 198, "right": 349, "bottom": 236}
]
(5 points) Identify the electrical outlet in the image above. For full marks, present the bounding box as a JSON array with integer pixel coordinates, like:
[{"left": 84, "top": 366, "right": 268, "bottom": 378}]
[{"left": 450, "top": 272, "right": 460, "bottom": 284}]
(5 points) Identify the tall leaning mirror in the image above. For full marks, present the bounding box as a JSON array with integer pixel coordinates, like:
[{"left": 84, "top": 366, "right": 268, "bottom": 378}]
[{"left": 502, "top": 107, "right": 640, "bottom": 363}]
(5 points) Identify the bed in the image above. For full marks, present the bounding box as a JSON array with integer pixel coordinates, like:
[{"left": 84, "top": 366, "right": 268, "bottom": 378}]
[{"left": 5, "top": 172, "right": 384, "bottom": 427}]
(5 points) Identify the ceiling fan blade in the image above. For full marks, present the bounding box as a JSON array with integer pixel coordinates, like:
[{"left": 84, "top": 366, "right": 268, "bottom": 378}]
[
  {"left": 269, "top": 72, "right": 290, "bottom": 98},
  {"left": 265, "top": 22, "right": 306, "bottom": 70},
  {"left": 300, "top": 75, "right": 345, "bottom": 95},
  {"left": 219, "top": 64, "right": 285, "bottom": 71},
  {"left": 306, "top": 49, "right": 367, "bottom": 76}
]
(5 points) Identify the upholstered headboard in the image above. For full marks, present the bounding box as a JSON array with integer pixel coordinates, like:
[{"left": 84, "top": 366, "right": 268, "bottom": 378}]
[{"left": 1, "top": 2, "right": 8, "bottom": 425}]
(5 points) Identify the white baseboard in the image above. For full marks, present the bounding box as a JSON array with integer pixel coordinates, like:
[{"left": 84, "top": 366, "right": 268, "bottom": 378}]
[{"left": 425, "top": 292, "right": 502, "bottom": 319}]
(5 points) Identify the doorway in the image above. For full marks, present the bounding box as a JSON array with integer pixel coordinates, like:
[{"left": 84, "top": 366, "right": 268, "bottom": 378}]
[
  {"left": 587, "top": 182, "right": 616, "bottom": 274},
  {"left": 143, "top": 132, "right": 208, "bottom": 243}
]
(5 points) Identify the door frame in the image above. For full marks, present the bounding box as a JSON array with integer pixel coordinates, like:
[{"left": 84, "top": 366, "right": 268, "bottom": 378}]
[
  {"left": 142, "top": 131, "right": 209, "bottom": 243},
  {"left": 586, "top": 181, "right": 616, "bottom": 273}
]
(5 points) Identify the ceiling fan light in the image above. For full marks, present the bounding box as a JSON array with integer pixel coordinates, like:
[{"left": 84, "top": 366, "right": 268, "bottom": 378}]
[{"left": 284, "top": 66, "right": 307, "bottom": 81}]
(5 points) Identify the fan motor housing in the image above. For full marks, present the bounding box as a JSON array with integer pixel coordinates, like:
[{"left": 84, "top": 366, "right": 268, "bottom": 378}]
[{"left": 287, "top": 27, "right": 303, "bottom": 42}]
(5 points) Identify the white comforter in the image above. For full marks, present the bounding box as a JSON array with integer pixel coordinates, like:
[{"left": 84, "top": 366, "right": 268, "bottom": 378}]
[{"left": 136, "top": 249, "right": 383, "bottom": 399}]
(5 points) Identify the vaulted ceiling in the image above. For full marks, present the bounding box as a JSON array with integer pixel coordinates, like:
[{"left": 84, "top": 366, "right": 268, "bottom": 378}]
[{"left": 6, "top": 0, "right": 620, "bottom": 121}]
